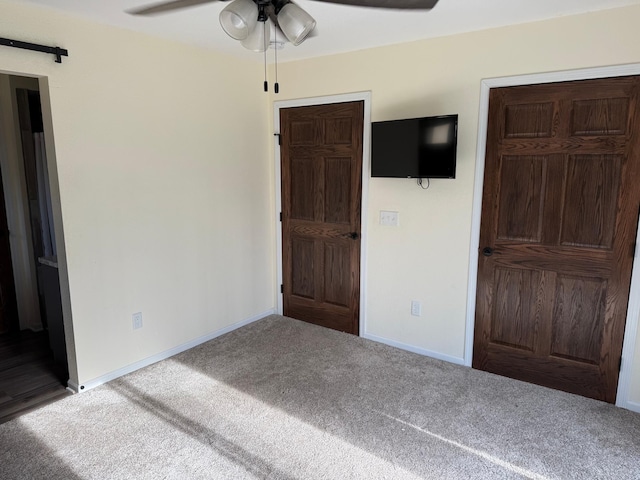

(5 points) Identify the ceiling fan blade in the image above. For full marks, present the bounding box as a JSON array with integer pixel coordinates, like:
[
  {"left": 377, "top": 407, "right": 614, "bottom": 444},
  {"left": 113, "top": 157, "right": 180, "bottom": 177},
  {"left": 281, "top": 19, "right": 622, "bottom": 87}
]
[
  {"left": 310, "top": 0, "right": 438, "bottom": 9},
  {"left": 127, "top": 0, "right": 225, "bottom": 16}
]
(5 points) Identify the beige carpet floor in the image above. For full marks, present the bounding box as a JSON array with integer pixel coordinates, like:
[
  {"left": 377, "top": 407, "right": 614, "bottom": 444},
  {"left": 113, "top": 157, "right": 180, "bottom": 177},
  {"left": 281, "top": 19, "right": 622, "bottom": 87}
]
[{"left": 1, "top": 315, "right": 639, "bottom": 479}]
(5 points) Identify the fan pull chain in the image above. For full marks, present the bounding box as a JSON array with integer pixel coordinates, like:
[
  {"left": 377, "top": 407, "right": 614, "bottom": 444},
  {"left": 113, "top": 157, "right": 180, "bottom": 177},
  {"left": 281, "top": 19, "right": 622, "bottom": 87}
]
[
  {"left": 274, "top": 26, "right": 279, "bottom": 94},
  {"left": 263, "top": 21, "right": 268, "bottom": 92}
]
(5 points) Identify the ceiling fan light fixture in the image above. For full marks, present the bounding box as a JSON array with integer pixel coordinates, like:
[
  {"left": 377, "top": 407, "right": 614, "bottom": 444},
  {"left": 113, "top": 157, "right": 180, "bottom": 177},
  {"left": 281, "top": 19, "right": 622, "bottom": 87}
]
[
  {"left": 219, "top": 0, "right": 258, "bottom": 40},
  {"left": 241, "top": 18, "right": 273, "bottom": 52},
  {"left": 277, "top": 2, "right": 316, "bottom": 46}
]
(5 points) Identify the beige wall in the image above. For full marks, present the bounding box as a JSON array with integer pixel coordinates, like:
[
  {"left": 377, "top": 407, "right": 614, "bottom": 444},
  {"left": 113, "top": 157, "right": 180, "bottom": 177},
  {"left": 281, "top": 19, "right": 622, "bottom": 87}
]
[
  {"left": 0, "top": 0, "right": 274, "bottom": 385},
  {"left": 270, "top": 5, "right": 640, "bottom": 406}
]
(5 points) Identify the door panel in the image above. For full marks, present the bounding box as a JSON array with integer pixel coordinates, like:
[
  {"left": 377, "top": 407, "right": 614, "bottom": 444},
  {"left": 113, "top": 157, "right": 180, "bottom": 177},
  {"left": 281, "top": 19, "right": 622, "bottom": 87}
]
[
  {"left": 473, "top": 76, "right": 640, "bottom": 403},
  {"left": 560, "top": 154, "right": 621, "bottom": 249},
  {"left": 550, "top": 275, "right": 606, "bottom": 364},
  {"left": 324, "top": 157, "right": 351, "bottom": 224},
  {"left": 291, "top": 158, "right": 315, "bottom": 221},
  {"left": 571, "top": 97, "right": 628, "bottom": 136},
  {"left": 496, "top": 155, "right": 546, "bottom": 242},
  {"left": 281, "top": 101, "right": 363, "bottom": 334},
  {"left": 504, "top": 102, "right": 554, "bottom": 138},
  {"left": 489, "top": 267, "right": 541, "bottom": 352},
  {"left": 291, "top": 237, "right": 315, "bottom": 299},
  {"left": 324, "top": 242, "right": 350, "bottom": 307}
]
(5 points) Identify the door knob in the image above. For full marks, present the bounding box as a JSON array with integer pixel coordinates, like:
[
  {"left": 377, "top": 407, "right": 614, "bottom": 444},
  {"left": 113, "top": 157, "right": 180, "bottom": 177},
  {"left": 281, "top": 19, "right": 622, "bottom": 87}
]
[
  {"left": 346, "top": 232, "right": 359, "bottom": 240},
  {"left": 482, "top": 247, "right": 494, "bottom": 257}
]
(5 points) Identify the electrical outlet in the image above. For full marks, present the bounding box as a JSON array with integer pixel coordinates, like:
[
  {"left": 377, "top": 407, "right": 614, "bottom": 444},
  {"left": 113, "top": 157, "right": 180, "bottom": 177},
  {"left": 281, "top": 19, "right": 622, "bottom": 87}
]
[
  {"left": 411, "top": 301, "right": 421, "bottom": 317},
  {"left": 132, "top": 312, "right": 143, "bottom": 330},
  {"left": 380, "top": 210, "right": 399, "bottom": 227}
]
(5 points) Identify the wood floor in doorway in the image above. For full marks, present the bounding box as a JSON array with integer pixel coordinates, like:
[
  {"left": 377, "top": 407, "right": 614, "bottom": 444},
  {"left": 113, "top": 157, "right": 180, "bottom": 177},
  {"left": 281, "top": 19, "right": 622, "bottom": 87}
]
[{"left": 0, "top": 330, "right": 69, "bottom": 424}]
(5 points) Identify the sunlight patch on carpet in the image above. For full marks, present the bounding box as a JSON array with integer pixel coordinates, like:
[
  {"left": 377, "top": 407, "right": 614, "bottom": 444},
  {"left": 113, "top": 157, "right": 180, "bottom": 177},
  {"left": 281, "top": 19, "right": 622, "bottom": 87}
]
[
  {"left": 16, "top": 360, "right": 427, "bottom": 479},
  {"left": 375, "top": 410, "right": 551, "bottom": 480}
]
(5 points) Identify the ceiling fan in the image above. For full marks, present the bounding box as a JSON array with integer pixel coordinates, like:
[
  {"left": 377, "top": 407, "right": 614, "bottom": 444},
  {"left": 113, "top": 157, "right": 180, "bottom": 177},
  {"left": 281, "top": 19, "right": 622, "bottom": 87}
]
[
  {"left": 128, "top": 0, "right": 438, "bottom": 92},
  {"left": 128, "top": 0, "right": 440, "bottom": 52}
]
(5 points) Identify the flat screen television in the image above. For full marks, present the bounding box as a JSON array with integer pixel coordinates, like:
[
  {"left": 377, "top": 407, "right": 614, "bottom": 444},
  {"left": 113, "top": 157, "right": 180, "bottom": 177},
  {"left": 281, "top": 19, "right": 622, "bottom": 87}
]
[{"left": 371, "top": 114, "right": 458, "bottom": 178}]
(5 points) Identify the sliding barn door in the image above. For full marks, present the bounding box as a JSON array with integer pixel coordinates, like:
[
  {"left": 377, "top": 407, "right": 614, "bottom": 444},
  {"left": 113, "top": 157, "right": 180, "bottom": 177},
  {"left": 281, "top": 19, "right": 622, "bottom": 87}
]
[
  {"left": 473, "top": 76, "right": 640, "bottom": 403},
  {"left": 280, "top": 101, "right": 363, "bottom": 335}
]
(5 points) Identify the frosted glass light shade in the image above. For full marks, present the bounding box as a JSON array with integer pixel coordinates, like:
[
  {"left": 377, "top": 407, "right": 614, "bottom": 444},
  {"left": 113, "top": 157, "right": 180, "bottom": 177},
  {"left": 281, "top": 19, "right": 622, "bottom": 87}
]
[
  {"left": 277, "top": 3, "right": 316, "bottom": 46},
  {"left": 219, "top": 0, "right": 258, "bottom": 40},
  {"left": 241, "top": 19, "right": 272, "bottom": 52}
]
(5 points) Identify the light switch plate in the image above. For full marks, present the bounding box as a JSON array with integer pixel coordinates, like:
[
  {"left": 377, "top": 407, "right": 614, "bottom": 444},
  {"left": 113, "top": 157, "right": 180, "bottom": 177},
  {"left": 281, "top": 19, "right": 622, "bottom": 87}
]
[
  {"left": 380, "top": 210, "right": 399, "bottom": 227},
  {"left": 132, "top": 312, "right": 143, "bottom": 330}
]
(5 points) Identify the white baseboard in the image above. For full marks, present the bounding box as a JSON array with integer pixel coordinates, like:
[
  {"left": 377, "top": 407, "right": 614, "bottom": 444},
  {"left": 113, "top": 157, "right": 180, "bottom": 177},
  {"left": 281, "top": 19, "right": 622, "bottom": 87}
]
[
  {"left": 362, "top": 332, "right": 465, "bottom": 366},
  {"left": 69, "top": 309, "right": 275, "bottom": 393},
  {"left": 622, "top": 400, "right": 640, "bottom": 414}
]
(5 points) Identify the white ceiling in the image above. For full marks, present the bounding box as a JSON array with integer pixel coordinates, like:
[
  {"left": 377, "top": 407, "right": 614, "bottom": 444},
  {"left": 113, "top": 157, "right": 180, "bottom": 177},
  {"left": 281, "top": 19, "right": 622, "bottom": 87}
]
[{"left": 20, "top": 0, "right": 640, "bottom": 62}]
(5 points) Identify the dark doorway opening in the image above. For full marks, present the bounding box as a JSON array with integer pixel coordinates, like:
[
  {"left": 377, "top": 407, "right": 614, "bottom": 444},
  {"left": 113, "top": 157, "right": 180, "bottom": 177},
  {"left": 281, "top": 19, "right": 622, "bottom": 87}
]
[{"left": 0, "top": 74, "right": 69, "bottom": 423}]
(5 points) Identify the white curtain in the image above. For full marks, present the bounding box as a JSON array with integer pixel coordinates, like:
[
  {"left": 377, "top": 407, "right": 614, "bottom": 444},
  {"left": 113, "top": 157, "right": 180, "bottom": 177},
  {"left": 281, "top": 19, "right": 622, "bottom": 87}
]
[{"left": 34, "top": 132, "right": 56, "bottom": 258}]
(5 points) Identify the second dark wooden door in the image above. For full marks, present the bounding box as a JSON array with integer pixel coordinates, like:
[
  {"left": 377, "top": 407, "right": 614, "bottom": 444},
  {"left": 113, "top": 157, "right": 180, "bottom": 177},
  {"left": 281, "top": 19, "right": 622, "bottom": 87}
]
[
  {"left": 280, "top": 101, "right": 364, "bottom": 334},
  {"left": 473, "top": 76, "right": 640, "bottom": 403}
]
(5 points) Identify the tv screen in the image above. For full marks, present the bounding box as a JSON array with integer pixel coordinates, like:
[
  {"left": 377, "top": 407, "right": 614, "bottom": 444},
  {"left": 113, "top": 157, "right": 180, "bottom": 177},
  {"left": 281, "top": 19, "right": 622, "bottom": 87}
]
[{"left": 371, "top": 114, "right": 458, "bottom": 178}]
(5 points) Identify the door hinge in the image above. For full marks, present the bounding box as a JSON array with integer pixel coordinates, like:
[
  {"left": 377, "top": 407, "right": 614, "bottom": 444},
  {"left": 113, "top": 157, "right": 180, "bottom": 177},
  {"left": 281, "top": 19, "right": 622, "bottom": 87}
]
[
  {"left": 279, "top": 212, "right": 282, "bottom": 222},
  {"left": 619, "top": 357, "right": 623, "bottom": 372},
  {"left": 274, "top": 133, "right": 281, "bottom": 145},
  {"left": 280, "top": 284, "right": 284, "bottom": 294}
]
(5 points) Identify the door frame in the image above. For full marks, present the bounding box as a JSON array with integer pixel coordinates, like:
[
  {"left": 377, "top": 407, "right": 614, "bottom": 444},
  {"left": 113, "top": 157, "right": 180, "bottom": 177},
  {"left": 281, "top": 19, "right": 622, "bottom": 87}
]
[
  {"left": 273, "top": 91, "right": 372, "bottom": 337},
  {"left": 464, "top": 63, "right": 640, "bottom": 411}
]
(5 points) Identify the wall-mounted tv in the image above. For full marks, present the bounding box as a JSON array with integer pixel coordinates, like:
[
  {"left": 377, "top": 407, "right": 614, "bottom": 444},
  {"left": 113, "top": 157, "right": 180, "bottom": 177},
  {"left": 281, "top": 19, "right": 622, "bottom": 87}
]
[{"left": 371, "top": 114, "right": 458, "bottom": 179}]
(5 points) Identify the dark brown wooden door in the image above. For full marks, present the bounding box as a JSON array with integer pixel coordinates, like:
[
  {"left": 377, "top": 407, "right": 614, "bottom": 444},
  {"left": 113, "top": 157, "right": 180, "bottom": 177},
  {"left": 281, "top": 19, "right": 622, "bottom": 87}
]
[
  {"left": 473, "top": 76, "right": 640, "bottom": 403},
  {"left": 280, "top": 101, "right": 364, "bottom": 334}
]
